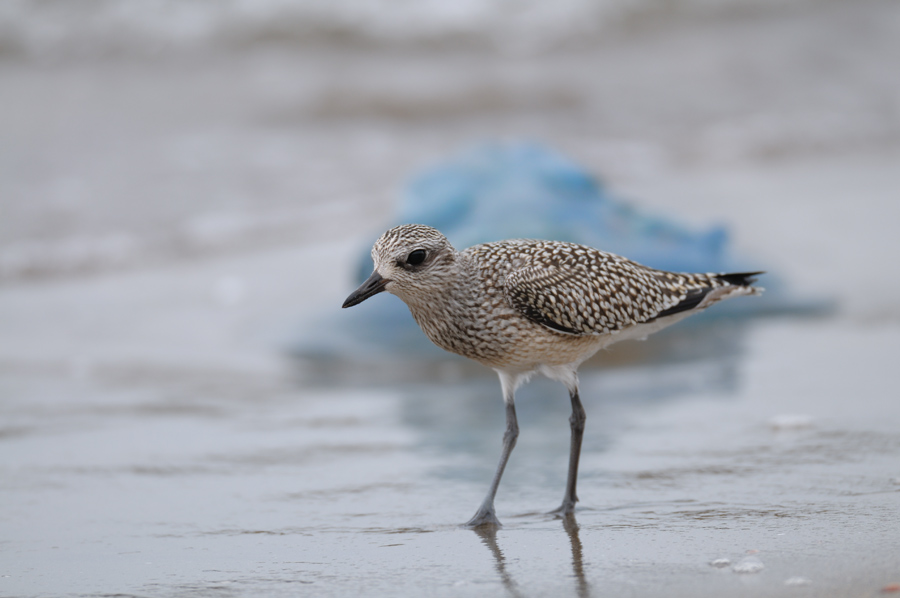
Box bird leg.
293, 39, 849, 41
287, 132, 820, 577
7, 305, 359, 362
466, 400, 518, 528
551, 387, 586, 516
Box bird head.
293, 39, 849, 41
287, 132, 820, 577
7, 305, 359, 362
342, 224, 458, 308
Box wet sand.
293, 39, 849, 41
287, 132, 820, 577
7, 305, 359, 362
2, 314, 899, 597
2, 1, 900, 596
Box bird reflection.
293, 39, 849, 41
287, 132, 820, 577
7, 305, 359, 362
471, 513, 591, 598
472, 525, 525, 598
561, 513, 591, 598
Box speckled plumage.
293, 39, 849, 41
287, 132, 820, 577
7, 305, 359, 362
344, 223, 763, 527
365, 224, 760, 370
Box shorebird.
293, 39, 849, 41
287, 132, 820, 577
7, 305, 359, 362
342, 224, 763, 527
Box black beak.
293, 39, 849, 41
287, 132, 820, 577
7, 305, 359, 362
342, 271, 389, 308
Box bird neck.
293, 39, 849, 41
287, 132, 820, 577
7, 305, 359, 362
401, 254, 486, 357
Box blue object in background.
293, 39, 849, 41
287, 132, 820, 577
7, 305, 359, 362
297, 142, 821, 367
357, 142, 731, 282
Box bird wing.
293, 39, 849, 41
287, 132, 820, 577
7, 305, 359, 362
502, 250, 702, 336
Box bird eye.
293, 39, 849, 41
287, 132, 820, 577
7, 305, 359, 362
406, 249, 427, 266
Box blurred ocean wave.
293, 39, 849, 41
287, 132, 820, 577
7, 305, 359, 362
1, 0, 818, 58
2, 0, 897, 324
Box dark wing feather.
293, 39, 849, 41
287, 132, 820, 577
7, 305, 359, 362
651, 287, 711, 319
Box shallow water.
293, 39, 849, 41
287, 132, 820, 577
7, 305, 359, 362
2, 318, 899, 597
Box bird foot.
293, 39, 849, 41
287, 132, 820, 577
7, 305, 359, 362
465, 505, 502, 528
547, 499, 577, 518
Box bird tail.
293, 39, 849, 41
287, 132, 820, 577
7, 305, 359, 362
715, 271, 765, 287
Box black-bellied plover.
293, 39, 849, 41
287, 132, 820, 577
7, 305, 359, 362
343, 224, 763, 527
